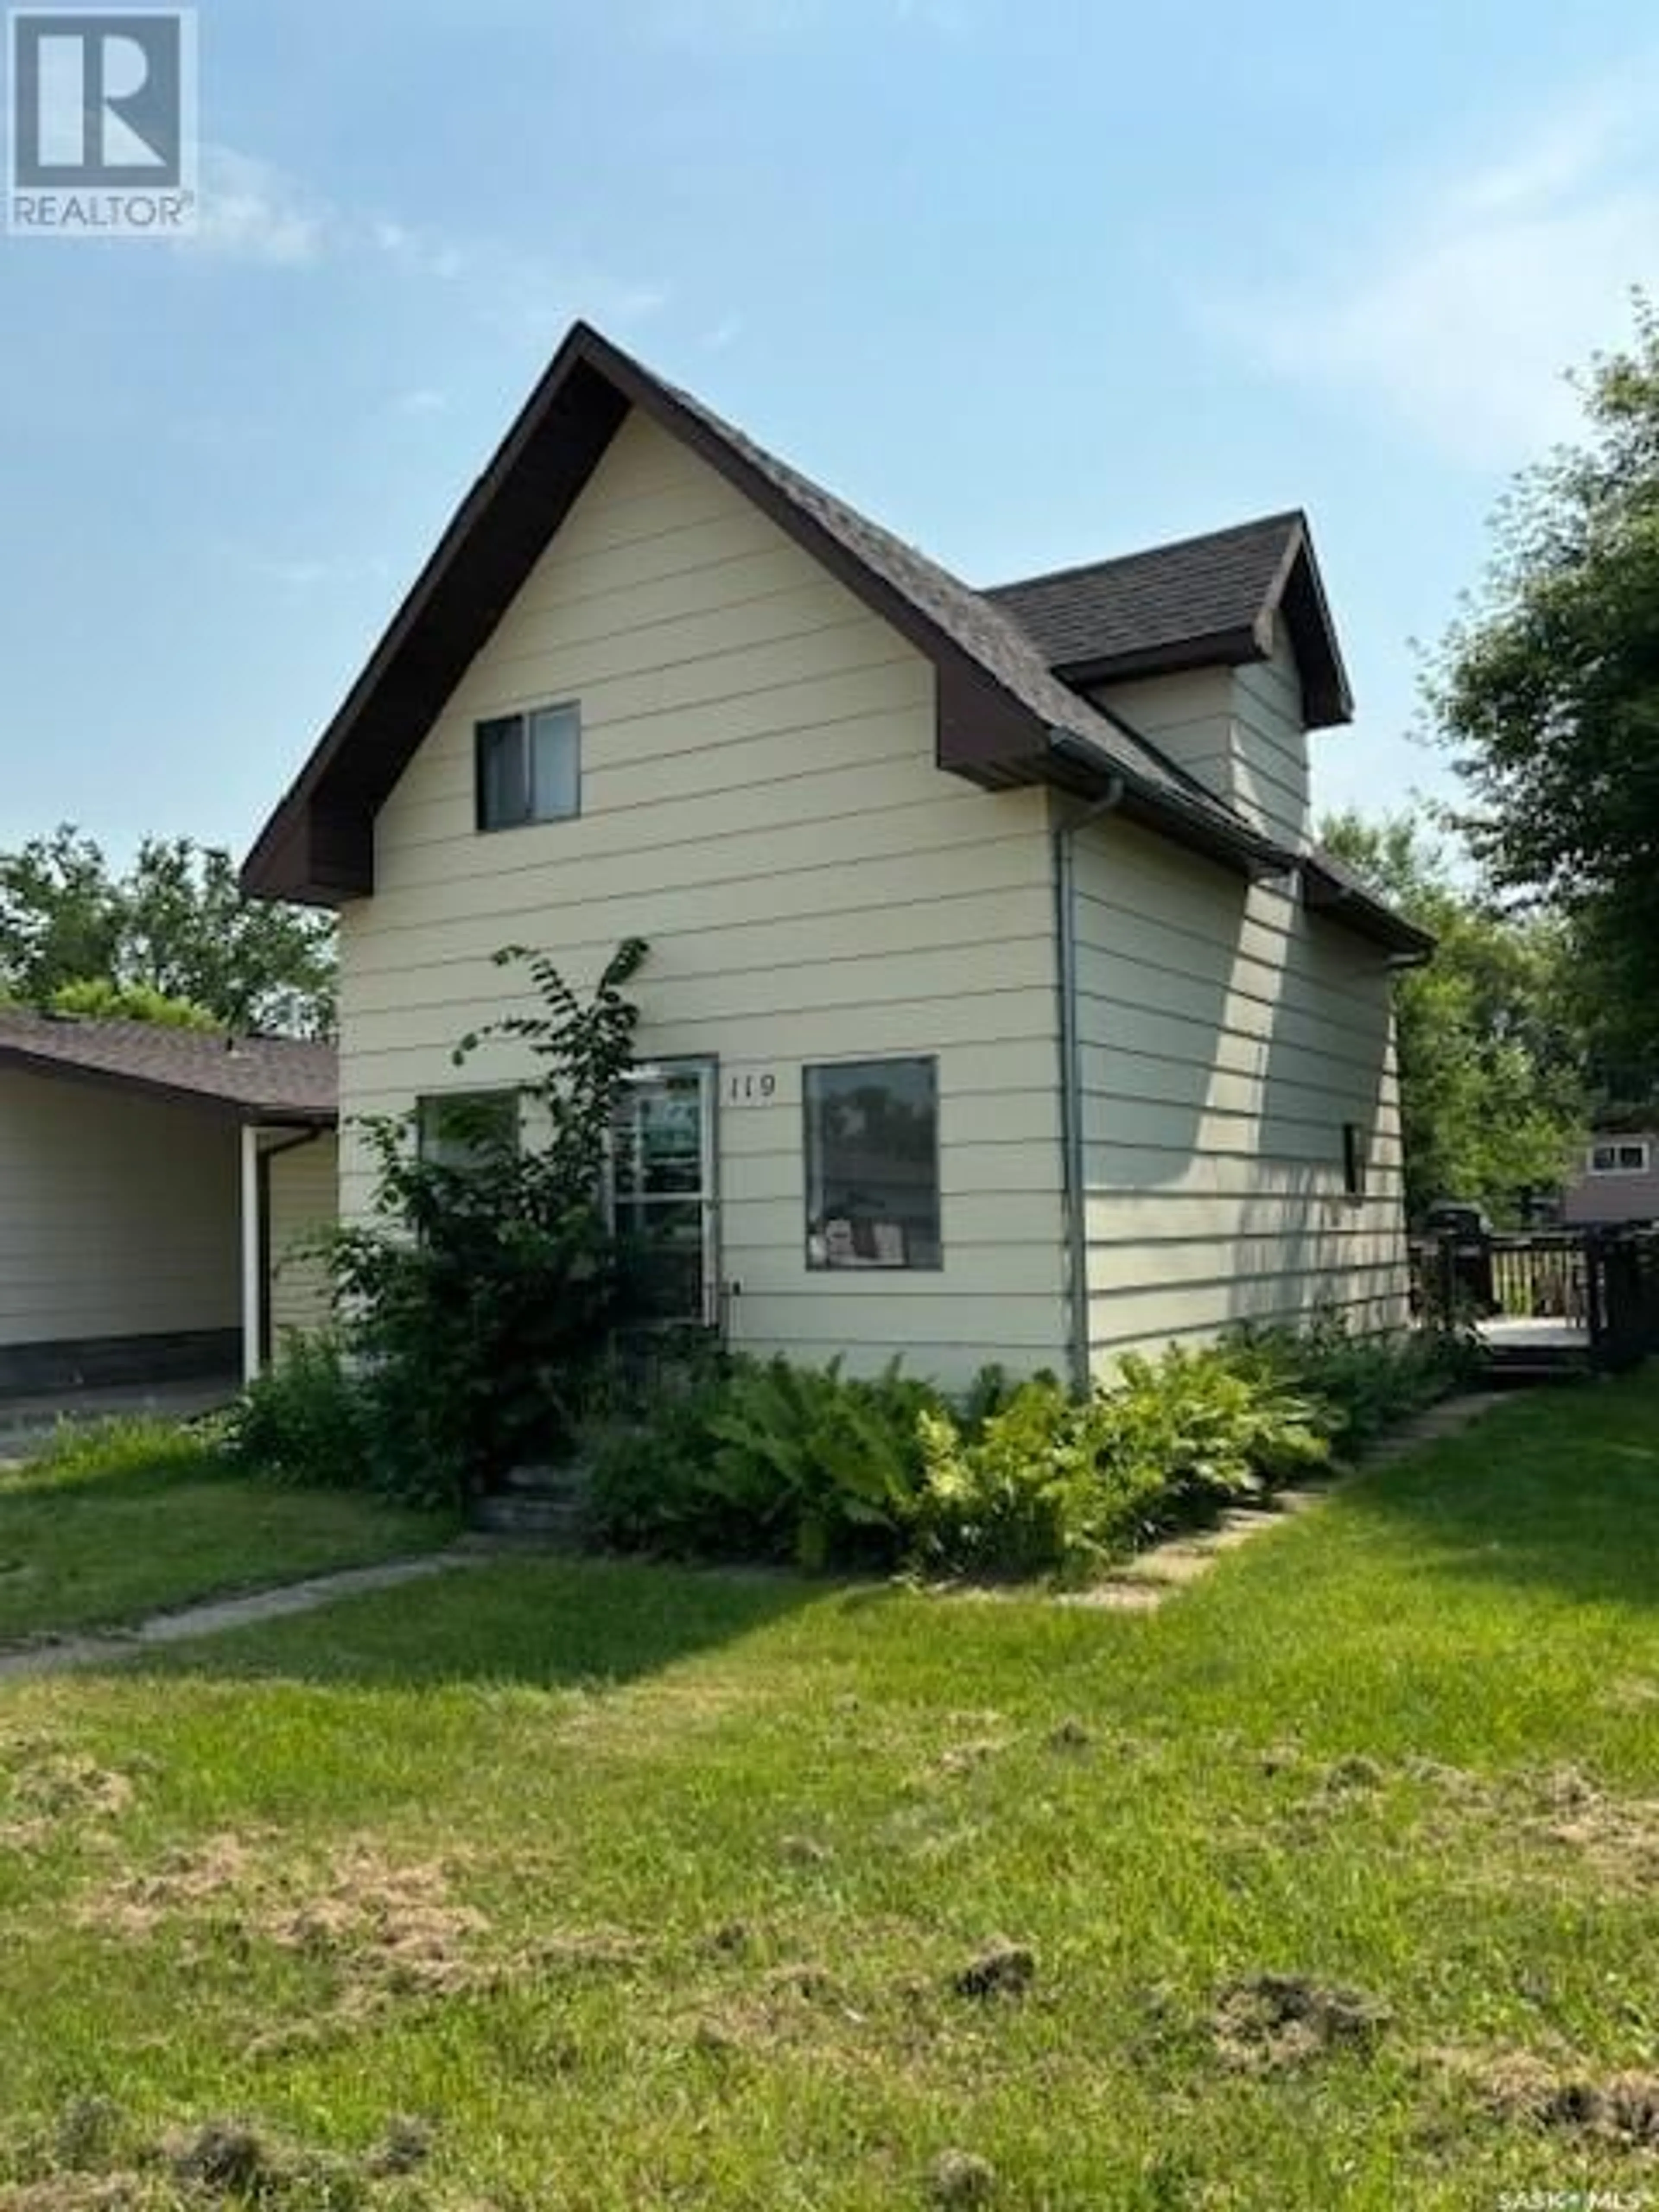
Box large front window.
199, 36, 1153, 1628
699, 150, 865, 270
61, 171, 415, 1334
804, 1056, 941, 1271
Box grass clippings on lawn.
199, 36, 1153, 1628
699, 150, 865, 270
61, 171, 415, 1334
3, 1372, 1659, 2206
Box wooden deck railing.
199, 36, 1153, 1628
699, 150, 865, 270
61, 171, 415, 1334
1410, 1224, 1659, 1372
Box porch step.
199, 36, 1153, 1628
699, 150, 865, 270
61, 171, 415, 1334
467, 1461, 593, 1545
502, 1460, 588, 1498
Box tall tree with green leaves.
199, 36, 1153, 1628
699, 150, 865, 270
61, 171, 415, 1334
0, 826, 335, 1036
1429, 293, 1659, 1095
1321, 812, 1585, 1223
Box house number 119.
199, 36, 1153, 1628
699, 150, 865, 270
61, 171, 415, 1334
727, 1071, 779, 1106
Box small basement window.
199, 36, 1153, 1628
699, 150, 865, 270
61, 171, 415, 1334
475, 702, 581, 830
1342, 1122, 1367, 1199
804, 1056, 941, 1270
1589, 1139, 1650, 1175
416, 1090, 519, 1171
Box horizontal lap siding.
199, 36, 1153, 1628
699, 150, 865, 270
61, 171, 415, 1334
0, 1070, 238, 1344
1070, 811, 1407, 1367
1094, 634, 1311, 852
267, 1132, 338, 1344
1230, 638, 1311, 852
340, 407, 1068, 1386
1561, 1139, 1659, 1224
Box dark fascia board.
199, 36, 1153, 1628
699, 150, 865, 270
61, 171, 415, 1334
0, 1043, 338, 1126
1048, 730, 1297, 880
1059, 527, 1353, 731
1060, 623, 1265, 693
1301, 858, 1436, 963
242, 323, 1064, 906
1273, 526, 1354, 729
244, 322, 1331, 910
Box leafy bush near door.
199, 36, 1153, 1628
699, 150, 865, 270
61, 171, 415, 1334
224, 940, 655, 1509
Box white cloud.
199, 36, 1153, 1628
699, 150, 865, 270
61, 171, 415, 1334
188, 146, 327, 266
488, 270, 670, 346
366, 217, 467, 281
177, 149, 668, 356
1214, 73, 1659, 470
394, 386, 449, 417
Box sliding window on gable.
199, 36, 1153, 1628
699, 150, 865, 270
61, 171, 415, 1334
475, 703, 581, 831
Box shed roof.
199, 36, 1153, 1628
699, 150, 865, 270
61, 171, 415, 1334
0, 1012, 337, 1123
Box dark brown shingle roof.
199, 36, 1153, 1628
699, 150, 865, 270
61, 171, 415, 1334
241, 320, 1412, 953
0, 1012, 336, 1122
656, 373, 1283, 850
242, 323, 1294, 903
984, 512, 1352, 727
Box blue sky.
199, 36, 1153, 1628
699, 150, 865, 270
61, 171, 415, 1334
2, 0, 1656, 867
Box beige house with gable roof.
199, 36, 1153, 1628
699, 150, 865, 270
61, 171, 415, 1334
242, 322, 1430, 1390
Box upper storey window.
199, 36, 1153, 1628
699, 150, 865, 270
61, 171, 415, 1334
476, 703, 581, 830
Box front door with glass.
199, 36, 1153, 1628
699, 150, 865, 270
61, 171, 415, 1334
610, 1061, 718, 1327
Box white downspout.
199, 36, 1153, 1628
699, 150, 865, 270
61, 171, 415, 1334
240, 1124, 262, 1384
1052, 772, 1126, 1395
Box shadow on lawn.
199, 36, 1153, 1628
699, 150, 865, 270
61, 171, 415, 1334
120, 1553, 841, 1695
1346, 1370, 1659, 1610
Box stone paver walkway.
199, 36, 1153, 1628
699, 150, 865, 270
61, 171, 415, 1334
0, 1388, 1521, 1673
0, 1549, 487, 1684
1070, 1389, 1512, 1613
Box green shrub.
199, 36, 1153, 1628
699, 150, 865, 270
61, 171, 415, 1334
580, 1356, 741, 1555
912, 1344, 1330, 1580
323, 938, 652, 1503
587, 1354, 947, 1569
1224, 1310, 1469, 1449
913, 1373, 1147, 1578
589, 1339, 1338, 1583
222, 1335, 375, 1492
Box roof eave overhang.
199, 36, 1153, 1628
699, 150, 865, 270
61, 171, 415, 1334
0, 1043, 338, 1124
1057, 624, 1265, 694
1044, 728, 1297, 880
244, 324, 1089, 908
1301, 865, 1436, 964
1053, 533, 1354, 733
241, 322, 1354, 912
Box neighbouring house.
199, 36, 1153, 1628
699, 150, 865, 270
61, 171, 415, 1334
242, 321, 1431, 1390
1561, 1130, 1659, 1227
0, 1011, 337, 1395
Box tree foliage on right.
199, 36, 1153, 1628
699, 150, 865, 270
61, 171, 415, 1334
1321, 812, 1584, 1224
1430, 292, 1659, 1101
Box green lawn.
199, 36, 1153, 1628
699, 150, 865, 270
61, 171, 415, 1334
0, 1420, 454, 1646
3, 1375, 1659, 2207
